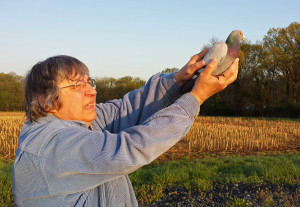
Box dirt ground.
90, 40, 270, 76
156, 139, 300, 163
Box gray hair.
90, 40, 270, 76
23, 55, 89, 122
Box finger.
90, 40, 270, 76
202, 58, 217, 76
198, 48, 209, 59
225, 70, 238, 85
187, 48, 209, 65
186, 60, 206, 74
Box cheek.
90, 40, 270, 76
60, 93, 84, 111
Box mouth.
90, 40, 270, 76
84, 101, 96, 110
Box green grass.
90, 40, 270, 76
0, 159, 15, 207
129, 153, 300, 204
1, 154, 299, 206
228, 198, 247, 207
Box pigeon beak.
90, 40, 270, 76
241, 35, 246, 42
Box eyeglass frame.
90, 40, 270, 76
59, 78, 96, 91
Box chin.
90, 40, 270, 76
88, 113, 97, 123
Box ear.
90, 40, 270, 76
38, 95, 57, 113
48, 108, 58, 113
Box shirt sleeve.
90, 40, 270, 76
41, 93, 200, 195
92, 72, 182, 133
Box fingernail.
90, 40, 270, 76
211, 58, 217, 65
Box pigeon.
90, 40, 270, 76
180, 30, 245, 94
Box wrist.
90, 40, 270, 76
174, 72, 184, 86
189, 91, 205, 105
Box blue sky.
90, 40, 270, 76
0, 0, 299, 80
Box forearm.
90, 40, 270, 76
93, 72, 181, 132
111, 93, 200, 170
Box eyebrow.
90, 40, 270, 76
69, 76, 90, 82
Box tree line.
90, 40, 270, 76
0, 72, 24, 111
0, 22, 299, 117
202, 22, 299, 117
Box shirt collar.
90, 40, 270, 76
35, 114, 89, 128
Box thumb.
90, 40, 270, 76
202, 59, 217, 76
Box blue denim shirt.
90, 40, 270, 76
12, 73, 200, 207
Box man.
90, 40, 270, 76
13, 49, 238, 206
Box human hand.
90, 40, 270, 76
174, 49, 209, 86
190, 58, 239, 105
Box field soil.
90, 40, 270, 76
142, 182, 299, 207
156, 140, 300, 163
147, 144, 300, 206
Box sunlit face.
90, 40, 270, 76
51, 74, 97, 126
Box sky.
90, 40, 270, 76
0, 0, 299, 80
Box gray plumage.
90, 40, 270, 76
180, 30, 245, 94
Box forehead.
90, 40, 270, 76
58, 73, 89, 86
58, 68, 89, 82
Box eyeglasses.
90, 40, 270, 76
60, 78, 96, 92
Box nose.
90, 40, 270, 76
85, 83, 97, 96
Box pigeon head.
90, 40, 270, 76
226, 30, 246, 46
225, 30, 245, 57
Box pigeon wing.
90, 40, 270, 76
203, 42, 228, 69
179, 41, 229, 94
212, 54, 235, 75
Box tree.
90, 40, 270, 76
158, 68, 179, 74
95, 76, 145, 103
95, 77, 118, 103
0, 72, 24, 111
200, 22, 300, 117
201, 37, 219, 50
263, 22, 300, 105
115, 76, 145, 98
